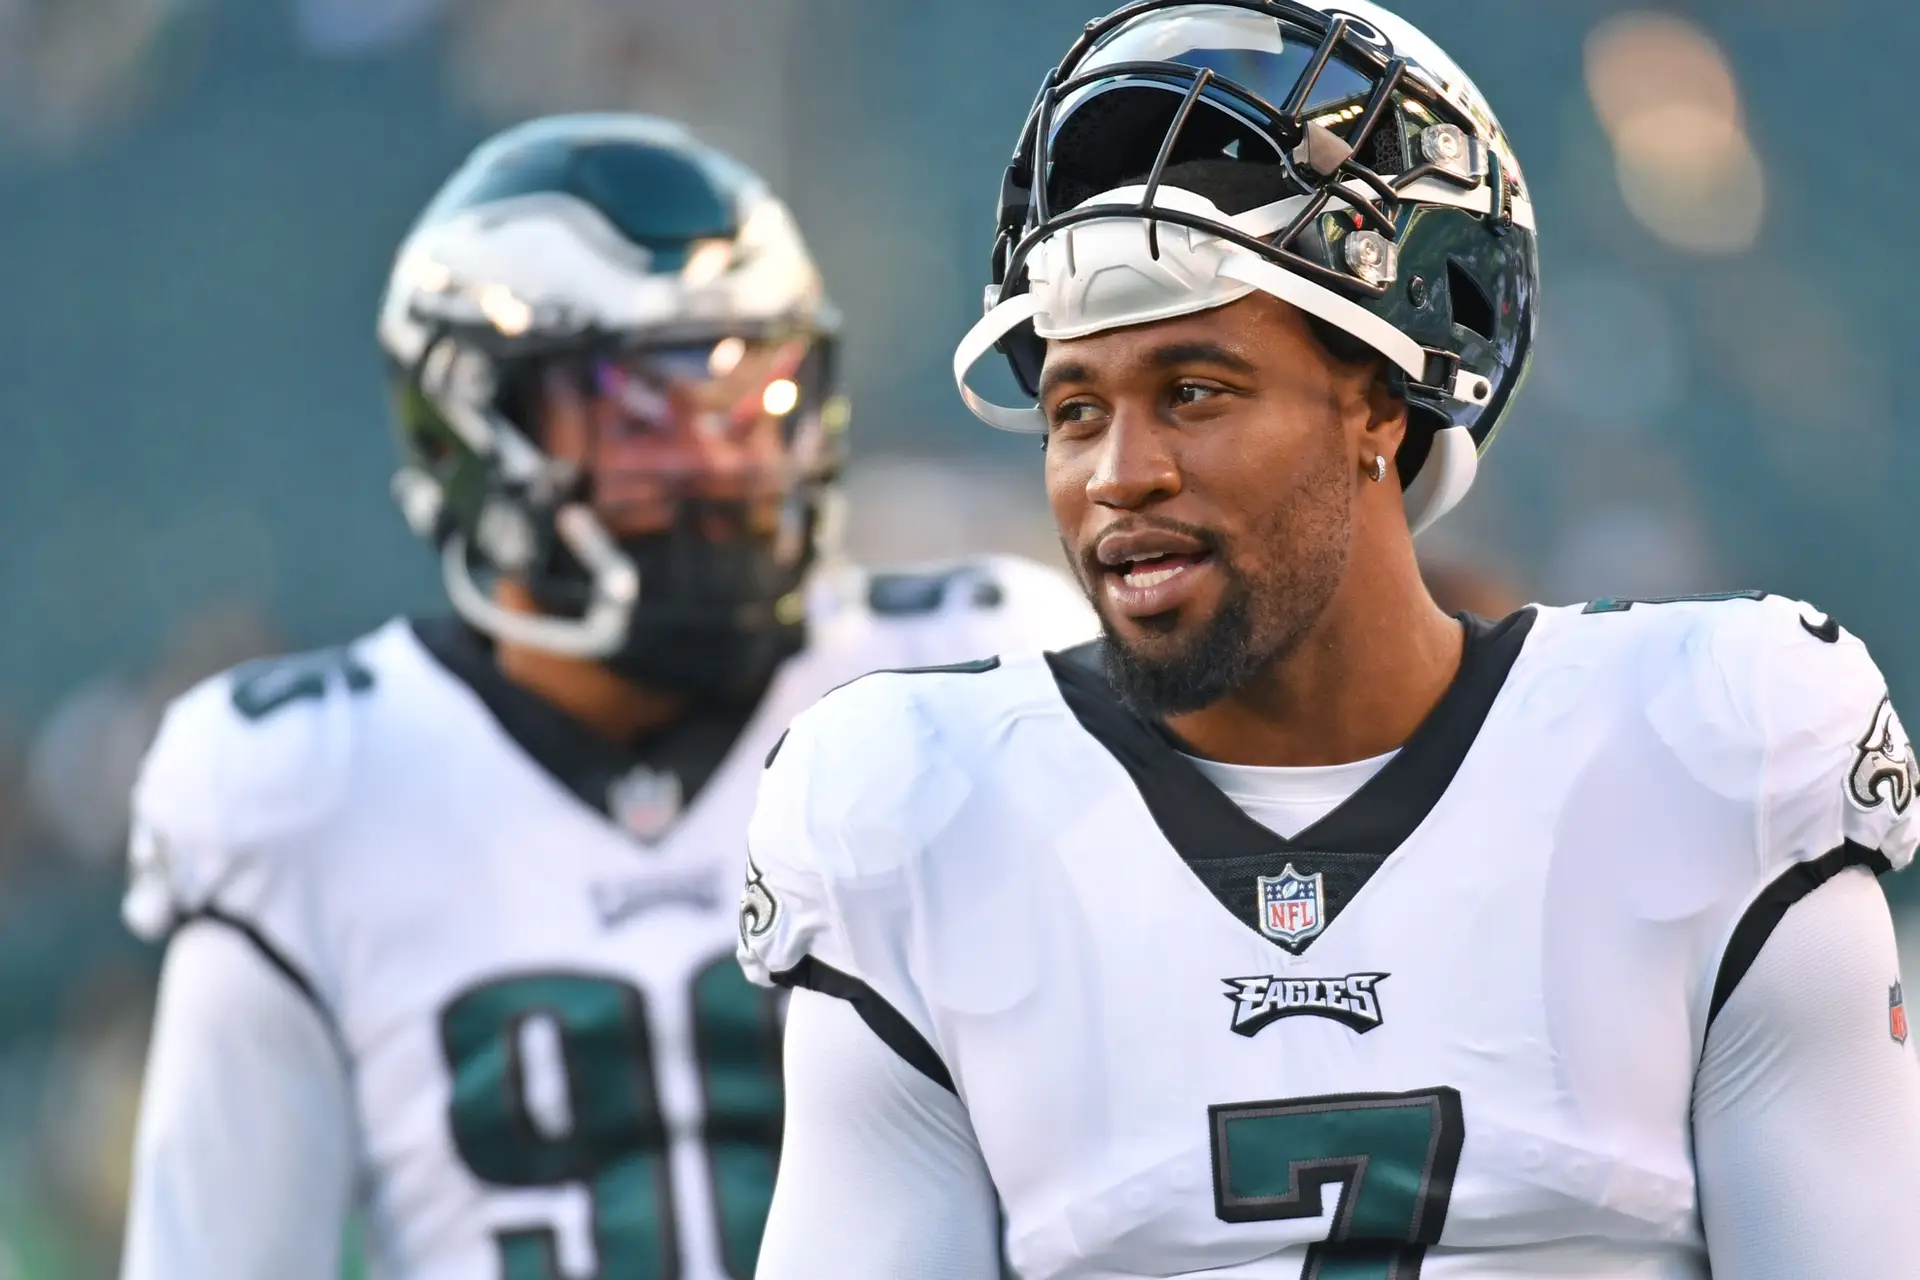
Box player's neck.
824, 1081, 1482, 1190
1164, 534, 1462, 769
491, 581, 688, 745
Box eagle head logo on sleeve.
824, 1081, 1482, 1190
1849, 696, 1920, 815
738, 854, 778, 948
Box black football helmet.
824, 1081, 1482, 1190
955, 0, 1540, 534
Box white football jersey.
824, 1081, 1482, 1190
123, 556, 1096, 1280
740, 593, 1920, 1278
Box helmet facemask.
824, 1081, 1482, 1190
400, 321, 841, 700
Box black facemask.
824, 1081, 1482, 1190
527, 502, 815, 702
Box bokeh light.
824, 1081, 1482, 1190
1584, 11, 1765, 254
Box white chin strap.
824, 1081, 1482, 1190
954, 184, 1484, 537
440, 508, 640, 659
411, 341, 644, 657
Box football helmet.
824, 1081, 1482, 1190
378, 115, 845, 695
955, 0, 1539, 534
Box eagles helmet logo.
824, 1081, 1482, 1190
739, 853, 779, 947
1848, 696, 1920, 815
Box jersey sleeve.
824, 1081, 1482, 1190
121, 921, 356, 1280
1686, 598, 1918, 1029
1750, 603, 1919, 875
738, 673, 968, 1091
1692, 865, 1920, 1278
123, 656, 360, 942
753, 989, 1001, 1280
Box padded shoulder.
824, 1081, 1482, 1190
124, 641, 382, 940
842, 554, 1097, 663
738, 652, 1058, 988
1539, 592, 1914, 875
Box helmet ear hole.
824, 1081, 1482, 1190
1446, 258, 1495, 340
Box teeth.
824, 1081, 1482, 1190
1129, 565, 1181, 590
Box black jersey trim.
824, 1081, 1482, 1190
1047, 609, 1534, 858
1043, 611, 1535, 952
410, 617, 766, 842
771, 956, 955, 1093
180, 906, 349, 1057
822, 656, 1003, 701
1707, 839, 1893, 1028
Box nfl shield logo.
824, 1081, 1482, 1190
608, 766, 684, 843
1257, 864, 1326, 948
1893, 982, 1908, 1046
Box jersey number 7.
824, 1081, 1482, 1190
1209, 1088, 1464, 1279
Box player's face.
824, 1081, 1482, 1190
1040, 293, 1380, 714
535, 338, 808, 542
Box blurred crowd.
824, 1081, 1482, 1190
3, 0, 1918, 1272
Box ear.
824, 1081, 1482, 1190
1360, 374, 1410, 480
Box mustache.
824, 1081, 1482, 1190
1074, 516, 1226, 579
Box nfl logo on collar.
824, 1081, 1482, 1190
608, 765, 685, 844
1257, 865, 1326, 950
1893, 983, 1908, 1046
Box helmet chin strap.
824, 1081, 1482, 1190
441, 505, 640, 659
954, 184, 1483, 535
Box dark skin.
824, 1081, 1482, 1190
1041, 290, 1463, 767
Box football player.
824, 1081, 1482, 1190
117, 114, 1094, 1280
740, 5, 1920, 1277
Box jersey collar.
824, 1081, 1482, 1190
1046, 608, 1536, 950
410, 617, 768, 846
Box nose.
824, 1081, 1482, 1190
1084, 406, 1181, 511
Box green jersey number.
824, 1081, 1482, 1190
229, 647, 375, 721
1210, 1088, 1464, 1279
439, 959, 783, 1279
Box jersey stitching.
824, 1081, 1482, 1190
180, 906, 351, 1063
1705, 840, 1893, 1029
769, 956, 955, 1093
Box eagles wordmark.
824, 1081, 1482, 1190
1224, 972, 1389, 1037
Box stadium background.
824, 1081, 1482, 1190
0, 0, 1912, 1271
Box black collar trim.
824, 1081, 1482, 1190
1046, 609, 1535, 862
410, 617, 766, 844
1046, 610, 1535, 952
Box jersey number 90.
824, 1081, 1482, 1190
439, 959, 781, 1278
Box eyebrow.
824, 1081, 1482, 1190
1038, 341, 1257, 401
1037, 360, 1092, 402
1145, 341, 1257, 375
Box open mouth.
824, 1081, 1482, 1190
1099, 547, 1216, 621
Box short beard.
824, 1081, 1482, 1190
1101, 577, 1264, 715
1089, 443, 1352, 720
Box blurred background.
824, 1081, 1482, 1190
0, 0, 1913, 1270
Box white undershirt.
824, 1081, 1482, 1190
1181, 749, 1398, 839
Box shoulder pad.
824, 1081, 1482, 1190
851, 554, 1097, 658
124, 645, 378, 939
740, 651, 1052, 972
1556, 592, 1914, 875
